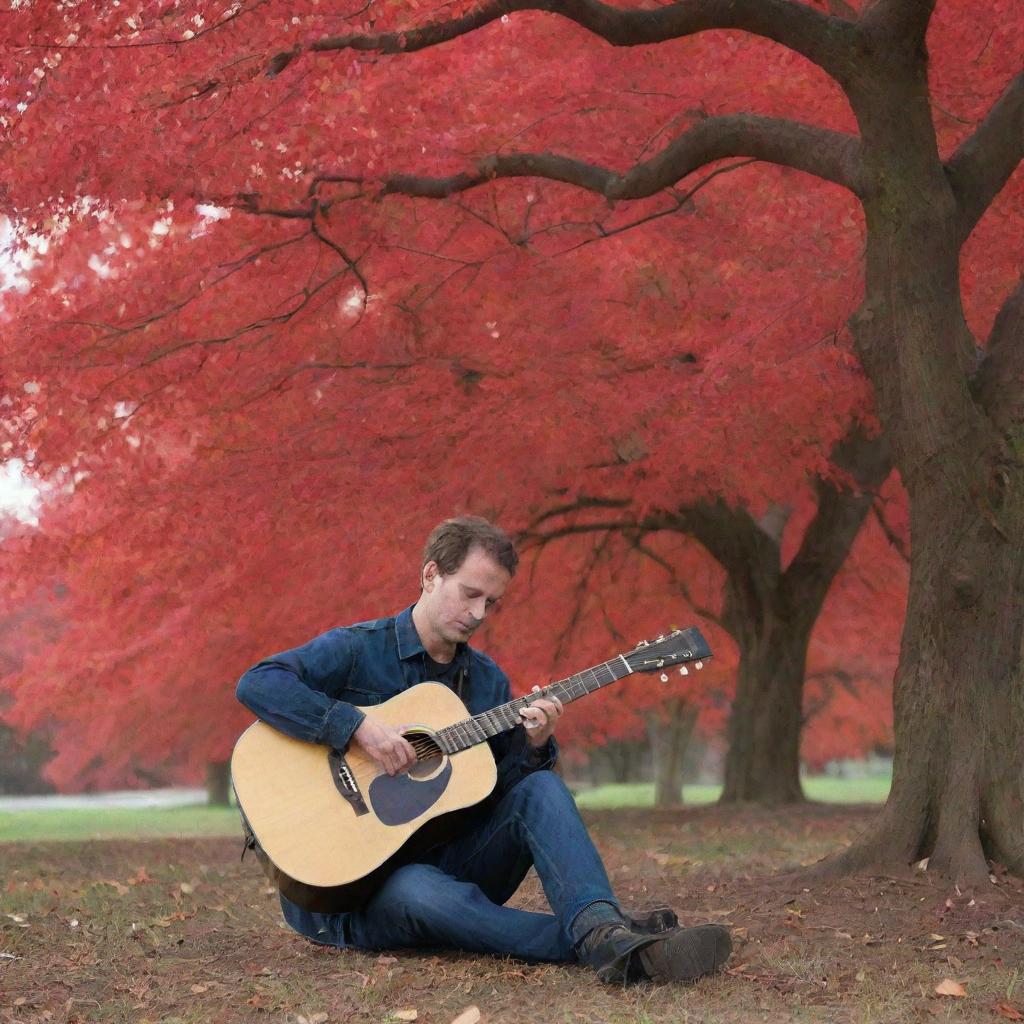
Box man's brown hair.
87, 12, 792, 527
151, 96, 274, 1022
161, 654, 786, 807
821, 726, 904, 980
421, 516, 519, 578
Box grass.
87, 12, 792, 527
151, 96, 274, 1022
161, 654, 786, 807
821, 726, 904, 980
0, 776, 891, 842
574, 774, 891, 809
0, 805, 242, 842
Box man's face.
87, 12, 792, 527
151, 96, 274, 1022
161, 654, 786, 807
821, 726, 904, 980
419, 545, 511, 650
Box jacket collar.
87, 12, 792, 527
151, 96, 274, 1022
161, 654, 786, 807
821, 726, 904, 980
394, 604, 468, 665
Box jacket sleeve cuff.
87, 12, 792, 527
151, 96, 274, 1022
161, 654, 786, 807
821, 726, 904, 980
528, 735, 558, 769
320, 701, 366, 751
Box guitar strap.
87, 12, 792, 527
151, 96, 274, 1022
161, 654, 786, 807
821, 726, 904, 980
452, 662, 468, 701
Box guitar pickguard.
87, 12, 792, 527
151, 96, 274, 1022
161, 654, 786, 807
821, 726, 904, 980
368, 760, 453, 825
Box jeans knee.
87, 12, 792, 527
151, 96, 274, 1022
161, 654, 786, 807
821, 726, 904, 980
503, 770, 577, 815
371, 864, 444, 924
509, 769, 573, 809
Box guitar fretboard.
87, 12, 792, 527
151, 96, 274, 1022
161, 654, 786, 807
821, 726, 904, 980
434, 656, 631, 755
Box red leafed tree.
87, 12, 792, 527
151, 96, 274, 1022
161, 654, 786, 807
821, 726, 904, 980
2, 0, 1022, 882
0, 0, 889, 797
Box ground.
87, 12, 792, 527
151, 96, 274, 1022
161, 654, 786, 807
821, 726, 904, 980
2, 804, 1023, 1024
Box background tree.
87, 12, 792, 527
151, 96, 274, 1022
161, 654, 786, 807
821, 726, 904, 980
0, 22, 882, 795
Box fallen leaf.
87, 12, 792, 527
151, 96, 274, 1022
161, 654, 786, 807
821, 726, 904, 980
190, 984, 208, 994
392, 1011, 417, 1022
450, 1008, 481, 1024
855, 969, 866, 982
179, 883, 195, 895
102, 879, 130, 895
994, 1003, 1024, 1021
934, 979, 967, 998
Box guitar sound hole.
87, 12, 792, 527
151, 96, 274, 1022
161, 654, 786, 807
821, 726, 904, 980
404, 731, 446, 780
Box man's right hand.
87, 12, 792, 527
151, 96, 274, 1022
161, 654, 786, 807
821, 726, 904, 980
352, 717, 417, 776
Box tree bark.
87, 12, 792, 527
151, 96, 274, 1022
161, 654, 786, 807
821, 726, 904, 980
720, 608, 809, 803
647, 698, 698, 807
206, 760, 231, 806
816, 29, 1024, 879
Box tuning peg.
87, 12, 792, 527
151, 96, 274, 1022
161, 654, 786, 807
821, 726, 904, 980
695, 660, 704, 670
660, 673, 668, 682
679, 665, 688, 676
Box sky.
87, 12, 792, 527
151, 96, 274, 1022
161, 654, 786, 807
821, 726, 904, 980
2, 218, 42, 525
0, 460, 40, 525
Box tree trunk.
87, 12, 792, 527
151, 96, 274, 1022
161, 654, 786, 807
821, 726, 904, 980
820, 488, 1024, 882
824, 46, 1024, 879
720, 616, 808, 803
647, 698, 698, 807
691, 431, 891, 804
206, 760, 231, 806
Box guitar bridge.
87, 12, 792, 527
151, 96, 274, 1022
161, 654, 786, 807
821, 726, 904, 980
328, 749, 369, 816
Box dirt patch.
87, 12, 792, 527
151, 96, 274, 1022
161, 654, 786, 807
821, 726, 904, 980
2, 804, 1022, 1023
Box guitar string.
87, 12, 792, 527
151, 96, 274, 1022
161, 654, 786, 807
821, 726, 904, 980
435, 659, 628, 754
418, 633, 704, 757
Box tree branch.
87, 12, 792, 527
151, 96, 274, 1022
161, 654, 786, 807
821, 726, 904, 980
859, 0, 936, 48
781, 427, 891, 618
971, 278, 1024, 433
946, 70, 1024, 241
322, 116, 863, 202
285, 0, 858, 86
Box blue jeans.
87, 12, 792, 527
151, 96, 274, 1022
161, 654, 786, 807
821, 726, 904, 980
282, 771, 618, 963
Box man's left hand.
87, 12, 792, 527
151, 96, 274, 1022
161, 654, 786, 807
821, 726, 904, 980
520, 685, 563, 747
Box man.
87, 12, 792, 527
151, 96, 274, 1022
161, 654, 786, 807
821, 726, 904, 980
236, 516, 731, 984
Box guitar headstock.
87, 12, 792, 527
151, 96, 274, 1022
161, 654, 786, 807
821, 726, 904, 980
623, 627, 712, 678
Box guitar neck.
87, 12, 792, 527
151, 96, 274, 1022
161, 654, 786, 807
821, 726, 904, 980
434, 656, 632, 756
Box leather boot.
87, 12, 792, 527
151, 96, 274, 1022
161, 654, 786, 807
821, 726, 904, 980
624, 905, 678, 934
578, 921, 731, 985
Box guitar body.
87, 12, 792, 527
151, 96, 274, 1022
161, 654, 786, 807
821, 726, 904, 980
231, 683, 498, 913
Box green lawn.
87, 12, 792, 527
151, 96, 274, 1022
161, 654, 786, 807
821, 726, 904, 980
0, 775, 890, 842
573, 774, 891, 809
0, 805, 243, 843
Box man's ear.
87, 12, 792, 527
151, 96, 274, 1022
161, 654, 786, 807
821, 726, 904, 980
422, 560, 440, 591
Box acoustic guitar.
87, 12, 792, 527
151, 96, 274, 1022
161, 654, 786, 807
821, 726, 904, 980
231, 627, 711, 913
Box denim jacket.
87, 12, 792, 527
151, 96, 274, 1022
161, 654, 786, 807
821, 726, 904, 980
235, 605, 557, 788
